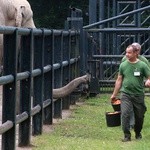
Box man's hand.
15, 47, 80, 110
145, 79, 150, 87
110, 95, 116, 102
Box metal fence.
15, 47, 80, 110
0, 26, 80, 149
84, 3, 150, 94
0, 1, 150, 149
86, 28, 150, 93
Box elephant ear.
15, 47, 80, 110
15, 6, 24, 27
21, 5, 35, 28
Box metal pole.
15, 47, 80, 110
89, 0, 97, 24
83, 5, 150, 29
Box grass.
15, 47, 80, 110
32, 94, 150, 150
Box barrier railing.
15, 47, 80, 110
0, 26, 82, 149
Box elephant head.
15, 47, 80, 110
5, 0, 36, 28
20, 6, 35, 28
0, 0, 36, 74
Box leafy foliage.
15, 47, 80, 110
29, 0, 89, 29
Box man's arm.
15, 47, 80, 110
140, 55, 150, 68
111, 74, 123, 100
145, 77, 150, 87
144, 62, 150, 87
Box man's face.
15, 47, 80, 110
125, 47, 137, 60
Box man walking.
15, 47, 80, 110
111, 44, 150, 142
121, 42, 150, 129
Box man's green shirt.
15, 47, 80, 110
122, 55, 150, 68
119, 60, 150, 95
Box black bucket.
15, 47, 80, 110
105, 111, 121, 127
112, 103, 121, 111
111, 99, 121, 111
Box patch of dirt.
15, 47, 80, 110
16, 100, 85, 150
43, 101, 85, 133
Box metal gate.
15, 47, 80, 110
84, 0, 150, 93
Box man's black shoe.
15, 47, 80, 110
135, 133, 142, 140
122, 137, 131, 142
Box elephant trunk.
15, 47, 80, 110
53, 74, 90, 99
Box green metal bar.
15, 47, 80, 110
2, 29, 18, 150
83, 5, 150, 29
18, 28, 33, 146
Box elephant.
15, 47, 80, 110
0, 1, 90, 114
0, 0, 35, 114
0, 0, 36, 73
53, 74, 90, 98
16, 74, 90, 114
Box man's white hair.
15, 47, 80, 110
132, 42, 141, 50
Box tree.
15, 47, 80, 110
29, 0, 89, 29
